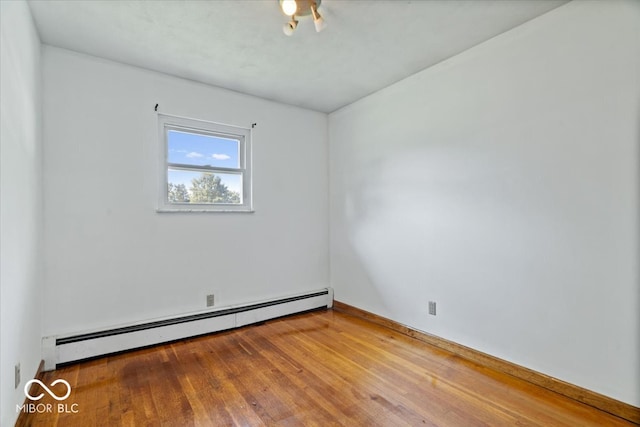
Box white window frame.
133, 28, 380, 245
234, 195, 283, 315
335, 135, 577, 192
157, 114, 253, 212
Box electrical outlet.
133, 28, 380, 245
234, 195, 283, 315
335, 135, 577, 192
15, 363, 20, 389
206, 294, 215, 307
428, 301, 437, 316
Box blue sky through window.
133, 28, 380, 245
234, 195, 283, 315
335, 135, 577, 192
168, 130, 239, 167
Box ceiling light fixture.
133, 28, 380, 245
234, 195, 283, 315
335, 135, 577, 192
280, 0, 325, 36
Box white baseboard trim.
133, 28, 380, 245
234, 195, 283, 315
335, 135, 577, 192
42, 288, 333, 370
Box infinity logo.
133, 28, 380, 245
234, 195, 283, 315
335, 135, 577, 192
24, 379, 71, 401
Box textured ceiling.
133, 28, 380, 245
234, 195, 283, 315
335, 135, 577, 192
27, 0, 568, 113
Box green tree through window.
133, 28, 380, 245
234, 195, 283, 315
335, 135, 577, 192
189, 173, 240, 204
167, 182, 189, 203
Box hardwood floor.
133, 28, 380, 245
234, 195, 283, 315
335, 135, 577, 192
17, 309, 636, 426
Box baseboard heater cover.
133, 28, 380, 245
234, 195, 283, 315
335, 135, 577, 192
43, 288, 332, 369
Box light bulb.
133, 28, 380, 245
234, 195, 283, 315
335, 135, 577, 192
310, 4, 325, 32
281, 0, 297, 16
283, 19, 298, 36
313, 15, 325, 32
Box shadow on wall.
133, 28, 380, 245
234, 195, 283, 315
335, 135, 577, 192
342, 139, 608, 340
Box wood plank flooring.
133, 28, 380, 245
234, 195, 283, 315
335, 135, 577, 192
16, 309, 636, 426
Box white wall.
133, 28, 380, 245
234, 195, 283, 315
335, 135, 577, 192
0, 1, 43, 425
42, 47, 329, 336
329, 0, 640, 406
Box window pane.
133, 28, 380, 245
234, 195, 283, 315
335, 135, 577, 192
167, 129, 240, 168
168, 169, 242, 205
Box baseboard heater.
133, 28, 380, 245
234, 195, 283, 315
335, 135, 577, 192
43, 288, 333, 370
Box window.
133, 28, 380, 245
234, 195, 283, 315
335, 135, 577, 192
158, 114, 252, 212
